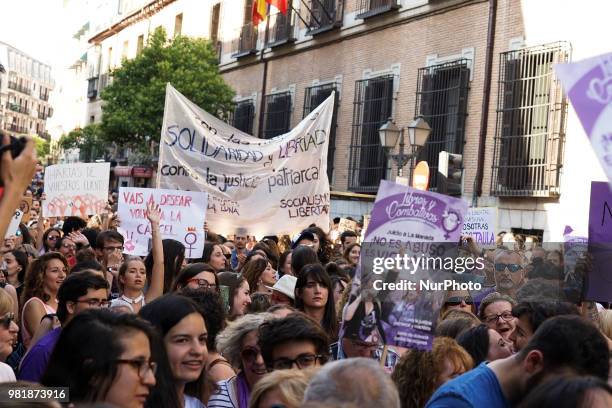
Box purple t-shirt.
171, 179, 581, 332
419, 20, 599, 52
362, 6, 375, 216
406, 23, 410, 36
18, 327, 62, 382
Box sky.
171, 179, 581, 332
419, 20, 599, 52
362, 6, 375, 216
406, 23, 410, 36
0, 0, 73, 70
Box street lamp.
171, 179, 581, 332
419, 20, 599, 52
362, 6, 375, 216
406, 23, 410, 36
379, 116, 431, 177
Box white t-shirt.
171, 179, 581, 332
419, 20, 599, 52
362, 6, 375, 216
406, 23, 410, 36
0, 362, 16, 383
185, 394, 206, 408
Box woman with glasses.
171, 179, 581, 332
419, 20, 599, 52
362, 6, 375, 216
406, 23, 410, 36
242, 258, 277, 295
41, 309, 157, 407
140, 294, 208, 408
294, 264, 338, 341
210, 313, 273, 408
20, 252, 67, 348
439, 289, 476, 318
478, 292, 517, 343
55, 235, 77, 268
37, 227, 61, 255
172, 263, 219, 292
0, 289, 18, 382
111, 203, 164, 314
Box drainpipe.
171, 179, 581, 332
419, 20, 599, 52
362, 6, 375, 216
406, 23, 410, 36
257, 6, 271, 138
473, 0, 497, 207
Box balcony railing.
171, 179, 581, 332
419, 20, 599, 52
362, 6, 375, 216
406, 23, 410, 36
308, 0, 343, 35
40, 91, 49, 101
356, 0, 399, 19
266, 10, 295, 47
38, 112, 48, 120
5, 123, 28, 134
232, 23, 258, 58
8, 81, 32, 95
87, 77, 99, 99
7, 103, 29, 115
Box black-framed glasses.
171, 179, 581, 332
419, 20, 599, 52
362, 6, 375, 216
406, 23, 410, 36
271, 354, 326, 370
75, 299, 111, 308
495, 263, 523, 273
0, 313, 15, 329
445, 296, 474, 306
116, 358, 157, 379
187, 279, 218, 291
240, 346, 262, 364
483, 311, 514, 325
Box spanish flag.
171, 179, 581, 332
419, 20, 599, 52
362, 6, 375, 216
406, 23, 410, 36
253, 0, 288, 26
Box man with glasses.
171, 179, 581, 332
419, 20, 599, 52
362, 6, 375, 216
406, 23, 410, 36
493, 250, 527, 300
258, 313, 329, 371
19, 270, 110, 381
95, 230, 125, 293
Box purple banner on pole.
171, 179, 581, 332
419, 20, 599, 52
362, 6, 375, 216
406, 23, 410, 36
587, 181, 612, 302
555, 54, 612, 187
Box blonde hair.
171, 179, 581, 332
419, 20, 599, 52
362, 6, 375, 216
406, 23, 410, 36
0, 289, 14, 315
599, 309, 612, 340
249, 368, 315, 408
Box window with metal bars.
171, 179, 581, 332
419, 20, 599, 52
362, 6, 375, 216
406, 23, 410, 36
356, 0, 399, 19
349, 75, 394, 193
414, 59, 470, 190
303, 83, 339, 183
491, 42, 570, 197
262, 92, 292, 139
232, 100, 255, 135
308, 0, 343, 35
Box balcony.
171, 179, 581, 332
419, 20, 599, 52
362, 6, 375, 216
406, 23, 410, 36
87, 77, 99, 99
5, 123, 28, 134
356, 0, 399, 20
266, 10, 295, 47
7, 103, 29, 115
232, 23, 258, 58
307, 0, 343, 35
8, 81, 32, 95
40, 91, 49, 101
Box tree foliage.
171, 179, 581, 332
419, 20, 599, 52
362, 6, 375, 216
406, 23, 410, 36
100, 28, 235, 148
34, 136, 50, 158
58, 124, 106, 162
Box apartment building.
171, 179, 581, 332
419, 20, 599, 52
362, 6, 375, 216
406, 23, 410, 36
0, 41, 54, 141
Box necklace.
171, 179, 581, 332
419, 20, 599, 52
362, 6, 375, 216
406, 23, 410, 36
120, 293, 144, 304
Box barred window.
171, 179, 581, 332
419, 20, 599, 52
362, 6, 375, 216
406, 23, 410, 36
303, 83, 339, 183
232, 100, 255, 135
262, 92, 292, 139
349, 75, 394, 193
308, 0, 343, 35
415, 59, 470, 190
491, 42, 570, 197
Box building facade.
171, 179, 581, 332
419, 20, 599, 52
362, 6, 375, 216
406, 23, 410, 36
0, 41, 54, 141
80, 0, 609, 239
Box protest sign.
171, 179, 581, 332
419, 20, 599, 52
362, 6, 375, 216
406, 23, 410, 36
462, 207, 496, 247
555, 53, 612, 187
341, 181, 469, 351
19, 196, 33, 223
157, 84, 332, 237
43, 162, 110, 218
337, 218, 358, 235
4, 209, 23, 239
587, 181, 612, 302
117, 187, 208, 258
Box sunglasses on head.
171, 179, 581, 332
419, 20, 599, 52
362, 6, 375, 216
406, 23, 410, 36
445, 296, 473, 306
495, 263, 523, 273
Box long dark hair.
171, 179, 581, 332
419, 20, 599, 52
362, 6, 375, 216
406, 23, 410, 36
145, 239, 185, 293
218, 272, 246, 319
278, 250, 292, 277
172, 263, 219, 292
41, 310, 158, 403
140, 294, 206, 400
456, 323, 490, 365
307, 226, 333, 264
294, 264, 338, 339
18, 223, 34, 245
41, 227, 62, 252
291, 246, 320, 276
8, 249, 28, 286
21, 252, 68, 305
242, 258, 269, 293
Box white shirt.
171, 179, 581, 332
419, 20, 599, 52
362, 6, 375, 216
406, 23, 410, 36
0, 362, 16, 383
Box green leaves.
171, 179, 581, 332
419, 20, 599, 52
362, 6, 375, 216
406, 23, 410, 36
58, 124, 106, 162
100, 27, 234, 148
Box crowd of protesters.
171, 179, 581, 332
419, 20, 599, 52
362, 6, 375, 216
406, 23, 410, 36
1, 133, 612, 407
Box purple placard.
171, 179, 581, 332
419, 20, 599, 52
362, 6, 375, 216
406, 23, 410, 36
587, 181, 612, 302
555, 54, 612, 187
340, 181, 468, 352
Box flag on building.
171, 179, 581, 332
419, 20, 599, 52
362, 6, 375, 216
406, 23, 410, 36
253, 0, 288, 26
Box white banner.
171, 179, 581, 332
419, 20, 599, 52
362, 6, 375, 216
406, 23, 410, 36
43, 162, 110, 218
462, 207, 497, 247
117, 187, 208, 258
157, 84, 332, 236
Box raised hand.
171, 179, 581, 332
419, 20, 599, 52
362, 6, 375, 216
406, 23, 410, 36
146, 202, 162, 225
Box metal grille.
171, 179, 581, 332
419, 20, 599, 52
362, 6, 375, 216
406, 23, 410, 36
356, 0, 399, 19
349, 75, 394, 193
266, 10, 295, 47
491, 42, 570, 197
262, 92, 292, 139
415, 59, 470, 190
232, 100, 255, 135
303, 83, 339, 183
232, 23, 258, 58
308, 0, 343, 34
